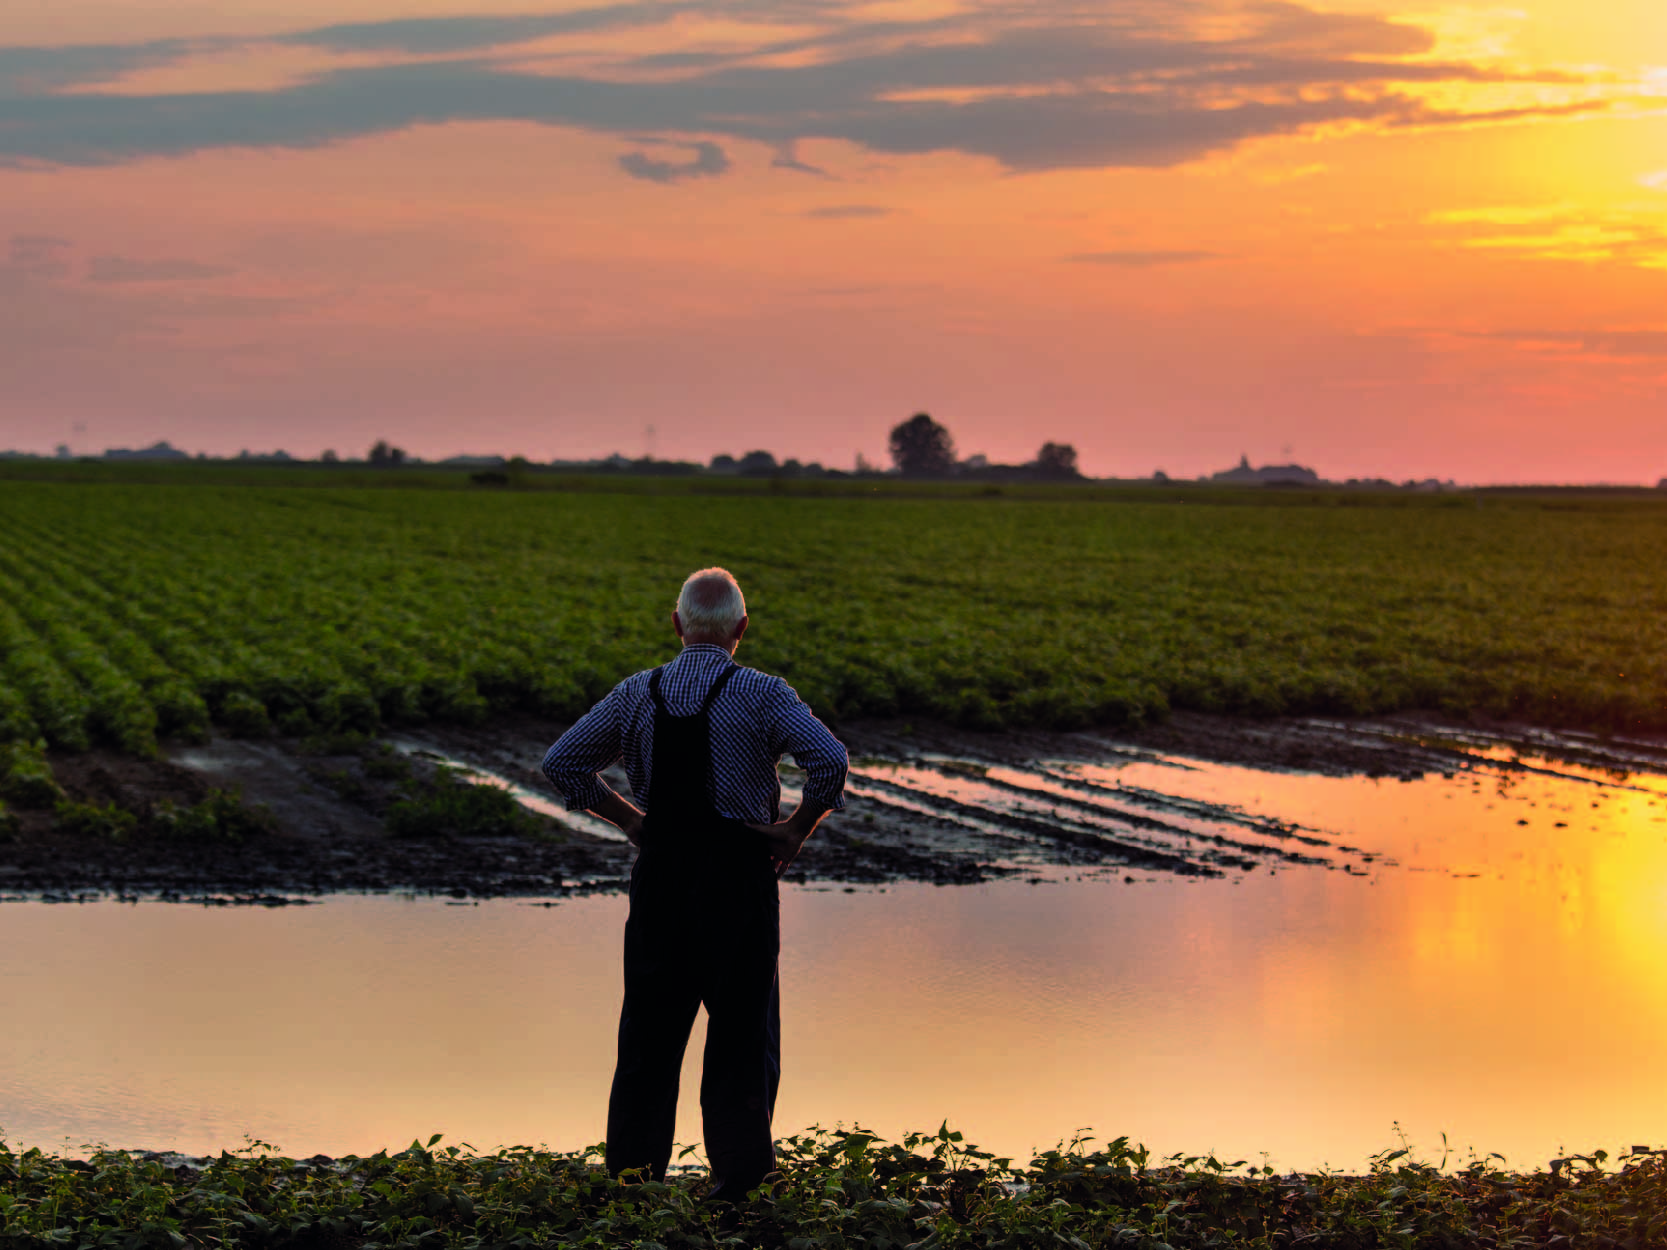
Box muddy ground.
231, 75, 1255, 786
3, 711, 1663, 903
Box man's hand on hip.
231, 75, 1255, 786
588, 789, 647, 848
745, 803, 830, 876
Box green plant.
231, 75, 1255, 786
1, 1127, 1661, 1250
148, 789, 274, 843
53, 797, 138, 841
1, 476, 1665, 754
385, 768, 544, 839
0, 740, 62, 809
216, 690, 271, 738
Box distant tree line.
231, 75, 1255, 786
887, 412, 1081, 480
19, 427, 1084, 480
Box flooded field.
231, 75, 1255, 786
4, 722, 1665, 1172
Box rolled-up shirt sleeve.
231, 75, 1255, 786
541, 683, 628, 813
768, 679, 848, 812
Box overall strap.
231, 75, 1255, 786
647, 666, 668, 710
699, 663, 740, 716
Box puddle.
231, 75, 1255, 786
392, 717, 1667, 890
6, 719, 1667, 1170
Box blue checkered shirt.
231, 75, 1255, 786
540, 644, 848, 822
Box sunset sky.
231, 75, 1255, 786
2, 0, 1663, 481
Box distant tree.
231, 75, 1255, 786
738, 450, 777, 476
709, 453, 738, 474
1035, 442, 1080, 479
368, 439, 406, 467
888, 413, 955, 476
320, 449, 339, 464
854, 452, 876, 475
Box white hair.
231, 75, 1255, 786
676, 567, 747, 639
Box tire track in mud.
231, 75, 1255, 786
14, 711, 1652, 904
841, 760, 1350, 878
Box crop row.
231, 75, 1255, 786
0, 479, 1664, 753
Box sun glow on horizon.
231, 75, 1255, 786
1, 0, 1664, 479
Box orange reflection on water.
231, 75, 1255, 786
2, 754, 1665, 1170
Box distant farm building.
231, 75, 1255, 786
1209, 455, 1321, 486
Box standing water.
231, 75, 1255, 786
2, 737, 1665, 1171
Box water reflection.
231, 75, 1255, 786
2, 752, 1665, 1171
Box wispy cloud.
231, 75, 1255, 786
278, 5, 682, 55
1469, 328, 1667, 358
87, 255, 234, 283
1066, 249, 1222, 266
803, 204, 890, 219
618, 139, 729, 182
1430, 204, 1667, 268
7, 233, 72, 276
0, 1, 1621, 177
0, 40, 194, 95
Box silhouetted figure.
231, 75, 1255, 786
541, 568, 848, 1201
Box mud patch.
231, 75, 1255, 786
4, 711, 1663, 903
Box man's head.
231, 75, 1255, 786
674, 567, 748, 652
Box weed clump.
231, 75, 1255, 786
386, 768, 544, 840
0, 740, 63, 809
215, 690, 272, 739
148, 790, 276, 843
0, 1127, 1663, 1249
53, 797, 138, 841
50, 789, 271, 844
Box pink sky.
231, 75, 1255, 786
1, 0, 1664, 481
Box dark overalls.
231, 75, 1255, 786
605, 663, 782, 1199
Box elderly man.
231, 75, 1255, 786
541, 567, 848, 1201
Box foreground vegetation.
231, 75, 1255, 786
0, 473, 1664, 755
1, 1125, 1661, 1249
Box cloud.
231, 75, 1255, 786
1472, 328, 1667, 358
771, 145, 830, 176
0, 1, 1617, 176
279, 5, 681, 55
1430, 204, 1667, 268
803, 204, 890, 219
7, 233, 72, 276
618, 139, 730, 182
10, 234, 70, 261
0, 40, 193, 96
1066, 249, 1222, 265
87, 255, 234, 283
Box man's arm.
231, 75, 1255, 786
541, 682, 646, 842
745, 677, 849, 875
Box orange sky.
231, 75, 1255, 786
1, 0, 1663, 480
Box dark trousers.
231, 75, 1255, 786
606, 823, 781, 1195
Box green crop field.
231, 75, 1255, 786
1, 469, 1664, 754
